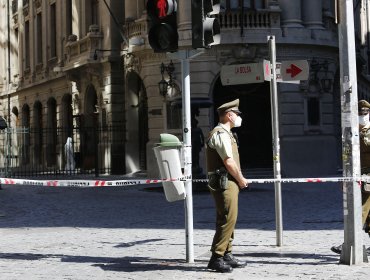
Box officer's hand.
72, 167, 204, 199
238, 178, 249, 189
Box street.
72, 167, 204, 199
0, 180, 369, 279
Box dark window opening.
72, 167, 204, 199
307, 97, 320, 126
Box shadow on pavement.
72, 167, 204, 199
0, 252, 205, 273
236, 251, 339, 265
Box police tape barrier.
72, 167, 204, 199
0, 176, 193, 188
193, 176, 365, 184
0, 175, 369, 188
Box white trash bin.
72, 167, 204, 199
153, 134, 186, 202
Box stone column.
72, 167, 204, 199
177, 0, 191, 31
279, 0, 303, 27
302, 0, 323, 29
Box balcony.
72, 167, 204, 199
63, 26, 103, 72
218, 9, 280, 29
124, 9, 281, 49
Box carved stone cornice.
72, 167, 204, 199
23, 5, 29, 17
124, 53, 141, 73
33, 0, 41, 9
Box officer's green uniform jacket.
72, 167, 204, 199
206, 123, 241, 256
359, 124, 370, 232
206, 123, 240, 179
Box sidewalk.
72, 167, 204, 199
0, 179, 369, 279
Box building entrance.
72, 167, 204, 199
213, 78, 272, 169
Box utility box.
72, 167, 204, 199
153, 133, 186, 202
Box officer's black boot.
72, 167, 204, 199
207, 254, 233, 273
223, 252, 247, 268
330, 244, 343, 254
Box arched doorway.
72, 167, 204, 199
46, 98, 57, 167
33, 101, 43, 165
61, 94, 73, 144
125, 71, 148, 173
213, 78, 273, 169
82, 84, 98, 170
21, 104, 30, 165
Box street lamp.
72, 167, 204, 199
310, 59, 333, 93
158, 60, 175, 98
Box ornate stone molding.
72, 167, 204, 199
33, 0, 41, 9
124, 53, 141, 73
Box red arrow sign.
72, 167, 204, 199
286, 64, 302, 78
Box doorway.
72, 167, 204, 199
213, 78, 272, 169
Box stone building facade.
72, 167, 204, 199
0, 0, 126, 174
125, 0, 370, 178
0, 1, 370, 178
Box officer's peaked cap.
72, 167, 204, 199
358, 100, 370, 110
217, 99, 242, 114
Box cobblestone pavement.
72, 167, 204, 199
0, 180, 369, 279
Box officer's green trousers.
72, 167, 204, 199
209, 180, 240, 256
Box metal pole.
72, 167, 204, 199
6, 0, 11, 174
338, 0, 367, 265
268, 36, 283, 247
168, 50, 203, 263
181, 55, 194, 263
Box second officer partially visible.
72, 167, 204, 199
206, 99, 248, 273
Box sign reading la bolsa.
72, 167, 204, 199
220, 60, 270, 86
220, 60, 309, 86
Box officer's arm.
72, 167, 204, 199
362, 130, 370, 145
224, 157, 248, 189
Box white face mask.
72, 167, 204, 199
359, 114, 370, 126
233, 116, 242, 128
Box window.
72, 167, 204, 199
13, 28, 19, 73
224, 0, 266, 11
307, 97, 320, 126
36, 13, 43, 64
50, 3, 57, 58
86, 0, 99, 31
25, 21, 30, 69
66, 0, 72, 35
166, 103, 182, 129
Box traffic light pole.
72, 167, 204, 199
169, 49, 203, 263
268, 36, 283, 247
337, 0, 367, 265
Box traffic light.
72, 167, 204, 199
146, 0, 178, 52
191, 0, 221, 49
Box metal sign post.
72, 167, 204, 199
337, 0, 367, 265
268, 36, 283, 247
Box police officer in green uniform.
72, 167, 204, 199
206, 99, 248, 273
331, 100, 370, 256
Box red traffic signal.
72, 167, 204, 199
147, 0, 178, 52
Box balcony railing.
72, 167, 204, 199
218, 9, 280, 29
64, 27, 103, 67
125, 9, 281, 45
